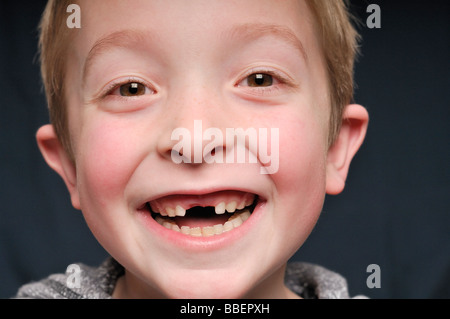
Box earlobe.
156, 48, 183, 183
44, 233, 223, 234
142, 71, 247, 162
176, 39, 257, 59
36, 124, 80, 209
326, 104, 369, 195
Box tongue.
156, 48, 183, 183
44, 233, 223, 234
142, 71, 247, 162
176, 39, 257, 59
173, 207, 232, 228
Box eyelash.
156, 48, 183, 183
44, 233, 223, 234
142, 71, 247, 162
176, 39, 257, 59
237, 68, 295, 94
102, 77, 155, 99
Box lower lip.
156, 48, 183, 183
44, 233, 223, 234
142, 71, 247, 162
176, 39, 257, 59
136, 200, 265, 251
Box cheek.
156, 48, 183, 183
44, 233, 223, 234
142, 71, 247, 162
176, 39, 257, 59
276, 116, 327, 191
271, 116, 328, 241
75, 117, 144, 207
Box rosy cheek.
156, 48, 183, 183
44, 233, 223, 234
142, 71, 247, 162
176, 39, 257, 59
76, 118, 143, 206
273, 119, 327, 205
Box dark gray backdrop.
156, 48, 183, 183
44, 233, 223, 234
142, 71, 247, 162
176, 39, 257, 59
1, 0, 449, 298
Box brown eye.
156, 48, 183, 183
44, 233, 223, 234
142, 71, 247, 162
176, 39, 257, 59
119, 82, 146, 96
247, 73, 273, 87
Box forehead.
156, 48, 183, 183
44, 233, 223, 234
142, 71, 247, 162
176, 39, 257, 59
78, 0, 315, 32
74, 0, 320, 67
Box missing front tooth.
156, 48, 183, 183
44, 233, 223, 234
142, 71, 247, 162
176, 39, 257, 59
186, 206, 216, 218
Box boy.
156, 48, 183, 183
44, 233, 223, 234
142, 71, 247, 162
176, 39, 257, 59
16, 0, 368, 298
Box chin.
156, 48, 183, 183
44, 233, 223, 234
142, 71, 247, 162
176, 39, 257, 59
158, 270, 254, 299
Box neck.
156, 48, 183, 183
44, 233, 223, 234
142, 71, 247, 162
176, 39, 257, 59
112, 263, 300, 299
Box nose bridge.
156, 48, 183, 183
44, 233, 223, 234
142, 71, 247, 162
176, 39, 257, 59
168, 79, 223, 138
173, 84, 214, 125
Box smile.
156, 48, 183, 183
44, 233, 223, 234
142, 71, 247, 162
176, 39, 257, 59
141, 191, 259, 238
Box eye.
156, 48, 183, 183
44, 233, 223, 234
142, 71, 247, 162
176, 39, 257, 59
103, 79, 156, 99
119, 82, 148, 96
234, 68, 298, 99
237, 70, 286, 89
246, 73, 273, 87
95, 78, 158, 111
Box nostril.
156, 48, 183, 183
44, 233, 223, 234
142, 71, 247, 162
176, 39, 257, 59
170, 147, 192, 164
203, 145, 225, 164
209, 146, 224, 157
171, 148, 183, 157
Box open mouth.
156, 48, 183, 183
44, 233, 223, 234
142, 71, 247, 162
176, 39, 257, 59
141, 191, 259, 237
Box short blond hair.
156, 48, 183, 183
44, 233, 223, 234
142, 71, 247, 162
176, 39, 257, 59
38, 0, 360, 159
38, 0, 75, 158
306, 0, 360, 146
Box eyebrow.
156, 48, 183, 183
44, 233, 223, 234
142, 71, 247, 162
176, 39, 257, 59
83, 29, 149, 81
225, 23, 309, 63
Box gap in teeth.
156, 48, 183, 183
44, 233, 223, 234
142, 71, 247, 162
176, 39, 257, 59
149, 194, 255, 217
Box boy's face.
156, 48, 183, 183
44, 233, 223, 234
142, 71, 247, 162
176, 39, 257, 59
40, 0, 367, 298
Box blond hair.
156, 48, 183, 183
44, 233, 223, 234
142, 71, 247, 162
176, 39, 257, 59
306, 0, 360, 146
38, 0, 360, 158
38, 0, 75, 158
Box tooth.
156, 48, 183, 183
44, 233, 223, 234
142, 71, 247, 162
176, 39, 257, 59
244, 194, 254, 207
190, 227, 202, 237
166, 207, 176, 217
215, 202, 226, 215
163, 221, 173, 229
159, 208, 168, 216
223, 221, 234, 232
213, 224, 224, 235
236, 201, 245, 210
202, 226, 215, 237
175, 205, 186, 217
225, 201, 237, 213
231, 215, 243, 227
157, 208, 250, 236
149, 202, 159, 213
239, 210, 251, 222
181, 226, 190, 235
155, 216, 165, 225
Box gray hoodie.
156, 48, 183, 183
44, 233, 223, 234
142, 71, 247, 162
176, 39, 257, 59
14, 257, 363, 299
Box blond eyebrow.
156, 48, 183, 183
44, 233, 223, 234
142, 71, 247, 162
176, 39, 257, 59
83, 29, 149, 81
225, 23, 309, 63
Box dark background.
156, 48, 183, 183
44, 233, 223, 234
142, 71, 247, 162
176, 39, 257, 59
1, 0, 449, 299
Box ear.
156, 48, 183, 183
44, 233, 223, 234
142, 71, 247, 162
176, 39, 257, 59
36, 124, 81, 209
326, 104, 369, 195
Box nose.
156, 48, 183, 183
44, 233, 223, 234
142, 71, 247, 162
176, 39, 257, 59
156, 87, 226, 165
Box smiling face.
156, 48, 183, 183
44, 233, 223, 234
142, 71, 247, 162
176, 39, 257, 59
37, 0, 368, 298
